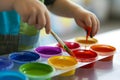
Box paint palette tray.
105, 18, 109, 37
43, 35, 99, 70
0, 37, 117, 78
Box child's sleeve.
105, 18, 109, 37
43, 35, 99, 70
44, 0, 56, 5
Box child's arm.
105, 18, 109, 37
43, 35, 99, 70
47, 0, 100, 37
0, 0, 51, 34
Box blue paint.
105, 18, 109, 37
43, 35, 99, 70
0, 57, 14, 70
9, 51, 40, 64
0, 71, 28, 80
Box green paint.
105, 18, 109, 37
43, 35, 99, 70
19, 63, 54, 76
64, 45, 70, 53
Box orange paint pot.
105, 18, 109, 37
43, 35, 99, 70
75, 36, 98, 46
90, 44, 116, 61
72, 49, 98, 68
48, 56, 78, 76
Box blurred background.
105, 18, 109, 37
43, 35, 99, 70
39, 0, 120, 45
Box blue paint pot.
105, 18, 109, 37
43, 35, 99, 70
0, 57, 14, 70
9, 51, 40, 64
0, 71, 28, 80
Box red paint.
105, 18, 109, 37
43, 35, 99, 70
57, 41, 80, 50
72, 49, 97, 68
90, 44, 116, 52
72, 49, 97, 62
85, 26, 92, 48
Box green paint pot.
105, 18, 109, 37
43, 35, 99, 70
19, 62, 55, 80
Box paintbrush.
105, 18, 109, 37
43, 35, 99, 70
51, 30, 73, 56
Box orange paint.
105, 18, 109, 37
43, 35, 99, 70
90, 44, 116, 61
90, 44, 116, 52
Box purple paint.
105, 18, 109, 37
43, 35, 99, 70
35, 46, 62, 58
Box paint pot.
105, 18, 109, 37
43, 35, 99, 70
0, 71, 28, 80
35, 46, 62, 60
9, 51, 40, 64
75, 36, 98, 46
48, 56, 78, 76
90, 44, 116, 61
57, 41, 80, 51
19, 62, 55, 80
72, 49, 98, 68
0, 57, 14, 70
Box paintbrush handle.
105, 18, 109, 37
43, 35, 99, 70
51, 30, 64, 46
51, 30, 73, 55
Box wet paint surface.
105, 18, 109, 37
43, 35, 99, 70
0, 71, 27, 80
35, 46, 62, 58
0, 57, 13, 70
20, 63, 54, 76
75, 37, 98, 45
35, 46, 61, 55
48, 56, 77, 70
90, 44, 116, 61
9, 51, 40, 63
0, 76, 23, 80
72, 49, 97, 68
57, 41, 80, 50
90, 44, 116, 52
72, 49, 97, 62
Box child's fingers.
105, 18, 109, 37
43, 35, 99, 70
91, 17, 97, 36
28, 10, 37, 25
37, 12, 46, 29
84, 17, 92, 27
21, 16, 29, 23
44, 11, 51, 34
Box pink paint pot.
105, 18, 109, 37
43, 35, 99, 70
34, 46, 62, 60
57, 41, 80, 51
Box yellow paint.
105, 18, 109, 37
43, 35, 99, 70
48, 56, 77, 70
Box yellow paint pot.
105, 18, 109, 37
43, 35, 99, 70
75, 36, 98, 46
48, 56, 78, 76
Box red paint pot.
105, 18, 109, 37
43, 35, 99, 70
57, 41, 80, 51
72, 49, 97, 68
90, 44, 116, 61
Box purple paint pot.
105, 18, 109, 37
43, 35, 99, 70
9, 51, 40, 64
35, 46, 62, 59
0, 57, 14, 70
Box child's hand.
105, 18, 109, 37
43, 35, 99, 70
73, 8, 100, 37
13, 0, 51, 34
